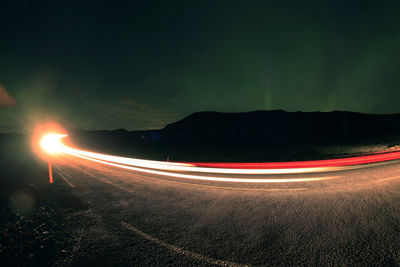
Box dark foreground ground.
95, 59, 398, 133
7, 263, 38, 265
0, 134, 75, 266
2, 132, 400, 266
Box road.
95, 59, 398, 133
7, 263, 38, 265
48, 154, 400, 266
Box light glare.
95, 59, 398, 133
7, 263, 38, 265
40, 133, 68, 154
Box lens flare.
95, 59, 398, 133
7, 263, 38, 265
40, 133, 68, 154
32, 123, 68, 162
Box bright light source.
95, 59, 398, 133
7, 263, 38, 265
40, 133, 67, 154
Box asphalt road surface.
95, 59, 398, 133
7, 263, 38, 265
51, 156, 400, 266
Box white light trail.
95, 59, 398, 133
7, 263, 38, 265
39, 133, 393, 183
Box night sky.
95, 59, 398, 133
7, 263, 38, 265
1, 0, 400, 132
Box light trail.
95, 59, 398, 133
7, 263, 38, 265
65, 150, 337, 183
37, 132, 400, 183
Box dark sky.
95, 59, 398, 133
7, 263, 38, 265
1, 0, 400, 132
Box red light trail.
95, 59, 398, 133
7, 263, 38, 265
35, 128, 400, 184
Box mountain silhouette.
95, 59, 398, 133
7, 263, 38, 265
160, 110, 400, 145
66, 110, 400, 162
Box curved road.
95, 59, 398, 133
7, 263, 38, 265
49, 154, 400, 266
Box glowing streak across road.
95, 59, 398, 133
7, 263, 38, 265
41, 135, 348, 174
38, 133, 400, 183
67, 151, 336, 183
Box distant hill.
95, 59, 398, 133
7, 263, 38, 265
66, 110, 400, 162
160, 110, 400, 145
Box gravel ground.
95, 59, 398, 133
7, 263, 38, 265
0, 184, 72, 266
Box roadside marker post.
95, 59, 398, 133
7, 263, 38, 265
48, 162, 53, 183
